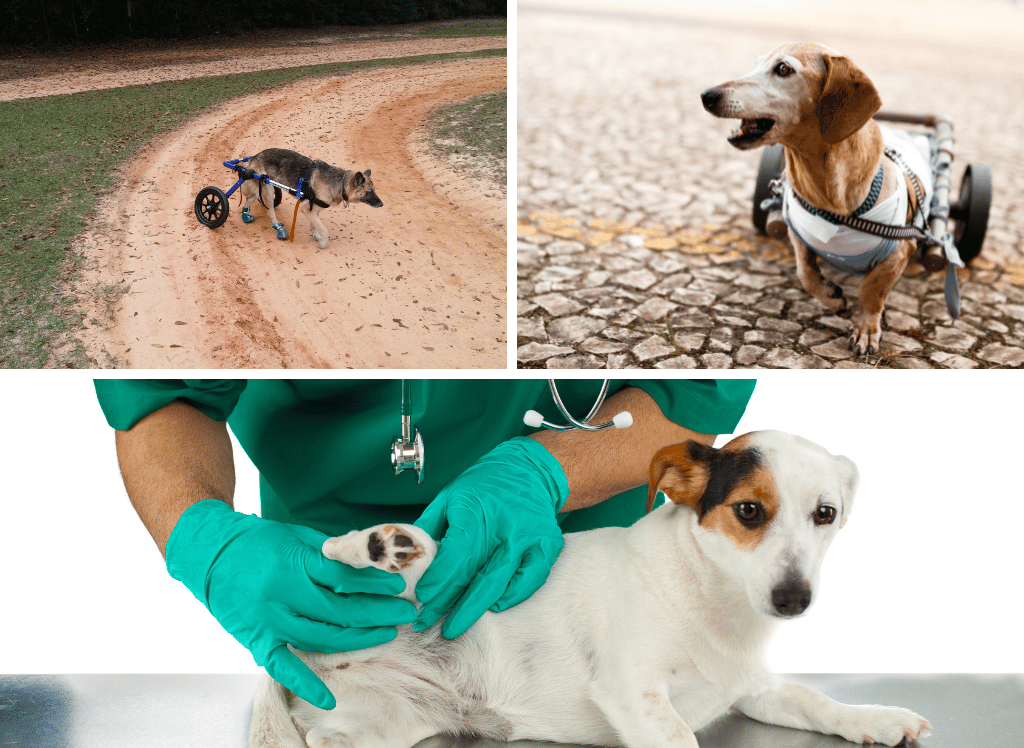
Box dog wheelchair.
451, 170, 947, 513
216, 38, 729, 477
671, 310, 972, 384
752, 112, 992, 317
194, 156, 327, 239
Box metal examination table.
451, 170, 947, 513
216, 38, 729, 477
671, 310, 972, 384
3, 674, 1021, 747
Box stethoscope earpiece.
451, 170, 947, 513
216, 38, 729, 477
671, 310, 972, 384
524, 380, 632, 432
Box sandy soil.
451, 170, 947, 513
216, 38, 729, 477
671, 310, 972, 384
53, 47, 507, 368
0, 36, 505, 100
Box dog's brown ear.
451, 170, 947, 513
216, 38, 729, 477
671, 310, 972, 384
816, 53, 882, 145
353, 171, 366, 187
646, 442, 711, 513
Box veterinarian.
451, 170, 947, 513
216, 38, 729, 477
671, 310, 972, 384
96, 378, 755, 711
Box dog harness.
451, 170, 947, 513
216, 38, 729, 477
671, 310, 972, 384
776, 125, 961, 317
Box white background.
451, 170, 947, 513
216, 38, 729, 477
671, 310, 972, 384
1, 371, 1020, 675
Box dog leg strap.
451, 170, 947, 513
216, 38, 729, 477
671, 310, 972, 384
290, 199, 301, 243
944, 263, 961, 319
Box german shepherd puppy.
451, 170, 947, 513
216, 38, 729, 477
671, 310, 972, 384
238, 148, 384, 248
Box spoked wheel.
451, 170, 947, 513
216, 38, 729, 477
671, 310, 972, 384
949, 163, 992, 264
194, 186, 229, 229
752, 144, 786, 234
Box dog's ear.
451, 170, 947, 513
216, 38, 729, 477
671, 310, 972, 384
816, 53, 882, 145
647, 441, 712, 513
833, 454, 859, 529
363, 168, 372, 178
353, 171, 366, 187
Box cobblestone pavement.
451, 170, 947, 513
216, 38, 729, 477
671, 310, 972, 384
517, 2, 1024, 369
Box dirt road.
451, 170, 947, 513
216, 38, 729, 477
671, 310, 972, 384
65, 51, 506, 368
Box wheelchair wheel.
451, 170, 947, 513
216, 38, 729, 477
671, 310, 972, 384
752, 144, 786, 233
194, 186, 229, 229
949, 162, 992, 264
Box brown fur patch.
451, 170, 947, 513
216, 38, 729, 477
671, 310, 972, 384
698, 463, 780, 551
815, 54, 882, 145
647, 443, 708, 513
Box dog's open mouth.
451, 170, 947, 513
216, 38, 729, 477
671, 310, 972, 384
727, 118, 775, 147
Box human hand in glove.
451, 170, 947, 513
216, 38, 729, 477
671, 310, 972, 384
165, 499, 417, 710
413, 437, 569, 639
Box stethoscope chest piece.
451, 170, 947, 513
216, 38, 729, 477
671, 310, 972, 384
392, 380, 424, 483
392, 427, 424, 484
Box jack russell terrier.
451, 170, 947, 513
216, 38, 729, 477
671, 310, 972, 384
702, 43, 935, 356
250, 430, 932, 748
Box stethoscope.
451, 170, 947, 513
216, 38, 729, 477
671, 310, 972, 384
391, 380, 426, 483
391, 380, 632, 482
524, 379, 633, 431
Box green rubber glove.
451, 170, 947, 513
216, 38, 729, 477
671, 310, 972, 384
413, 437, 569, 638
165, 499, 417, 710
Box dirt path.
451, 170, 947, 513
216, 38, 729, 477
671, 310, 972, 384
68, 54, 505, 368
0, 36, 505, 100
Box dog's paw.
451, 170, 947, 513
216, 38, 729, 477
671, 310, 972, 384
834, 705, 932, 746
848, 315, 882, 356
305, 727, 352, 748
323, 524, 435, 574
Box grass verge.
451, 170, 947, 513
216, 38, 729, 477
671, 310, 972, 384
426, 89, 506, 186
0, 42, 505, 368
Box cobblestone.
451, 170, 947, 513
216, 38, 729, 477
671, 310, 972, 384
518, 5, 1024, 369
518, 219, 1024, 368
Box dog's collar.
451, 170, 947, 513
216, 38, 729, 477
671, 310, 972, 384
793, 163, 884, 224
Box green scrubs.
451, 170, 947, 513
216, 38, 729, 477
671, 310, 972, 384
95, 379, 755, 536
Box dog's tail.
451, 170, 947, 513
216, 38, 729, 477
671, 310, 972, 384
249, 674, 307, 748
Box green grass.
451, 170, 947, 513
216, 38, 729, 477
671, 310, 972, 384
427, 88, 506, 186
409, 19, 507, 38
0, 41, 505, 368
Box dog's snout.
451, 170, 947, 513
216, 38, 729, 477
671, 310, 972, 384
771, 578, 811, 618
701, 87, 723, 113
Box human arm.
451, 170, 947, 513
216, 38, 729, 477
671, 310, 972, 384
111, 398, 416, 710
114, 399, 235, 555
531, 385, 717, 513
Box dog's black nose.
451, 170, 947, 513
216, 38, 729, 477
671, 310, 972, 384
701, 88, 722, 112
771, 579, 812, 617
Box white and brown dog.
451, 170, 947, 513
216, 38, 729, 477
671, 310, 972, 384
250, 431, 932, 748
702, 43, 933, 355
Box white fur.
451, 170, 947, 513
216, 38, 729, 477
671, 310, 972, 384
250, 431, 931, 748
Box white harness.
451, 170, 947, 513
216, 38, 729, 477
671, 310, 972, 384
783, 125, 934, 274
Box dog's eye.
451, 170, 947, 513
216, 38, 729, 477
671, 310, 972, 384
814, 506, 837, 526
733, 502, 765, 528
774, 61, 793, 77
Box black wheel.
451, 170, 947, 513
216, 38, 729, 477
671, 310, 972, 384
753, 144, 786, 233
194, 186, 229, 229
949, 162, 992, 264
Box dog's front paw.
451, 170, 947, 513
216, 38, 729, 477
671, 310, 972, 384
849, 314, 882, 356
323, 524, 435, 574
835, 705, 932, 746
